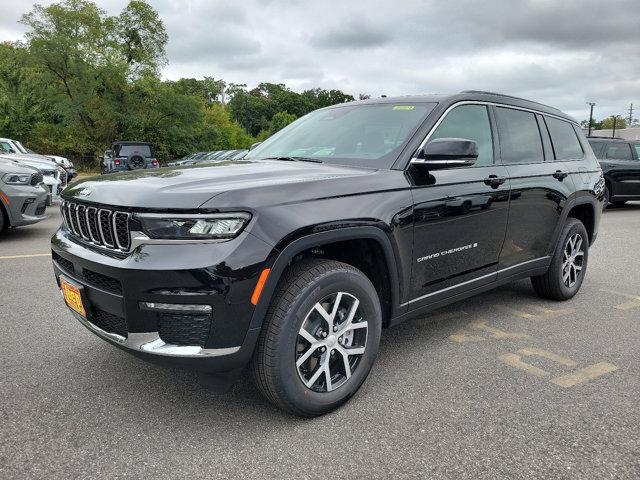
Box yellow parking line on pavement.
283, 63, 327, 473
0, 253, 51, 260
551, 362, 618, 388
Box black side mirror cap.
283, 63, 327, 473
410, 138, 478, 170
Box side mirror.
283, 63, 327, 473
250, 142, 262, 151
410, 138, 478, 170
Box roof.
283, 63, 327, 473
111, 141, 153, 146
334, 91, 576, 123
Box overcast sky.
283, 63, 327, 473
1, 0, 639, 122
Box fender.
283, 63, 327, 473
547, 192, 599, 257
247, 226, 402, 333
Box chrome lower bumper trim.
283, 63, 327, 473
74, 312, 240, 358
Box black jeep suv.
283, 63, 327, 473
587, 137, 640, 208
52, 91, 604, 416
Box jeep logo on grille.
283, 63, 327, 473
78, 188, 91, 196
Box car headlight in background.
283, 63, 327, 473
135, 213, 251, 240
2, 173, 31, 185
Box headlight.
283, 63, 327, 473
136, 213, 251, 240
2, 173, 31, 185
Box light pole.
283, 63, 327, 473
587, 102, 596, 136
612, 115, 620, 138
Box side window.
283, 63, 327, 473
633, 144, 640, 160
494, 107, 544, 164
428, 104, 494, 166
545, 117, 583, 160
605, 143, 633, 160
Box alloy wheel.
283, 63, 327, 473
295, 292, 368, 392
562, 233, 584, 288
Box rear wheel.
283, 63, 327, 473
531, 218, 589, 301
0, 206, 7, 233
251, 258, 382, 417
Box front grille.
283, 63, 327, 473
90, 308, 128, 338
52, 252, 74, 273
82, 268, 122, 294
61, 201, 131, 252
158, 313, 211, 347
34, 203, 46, 216
31, 173, 43, 186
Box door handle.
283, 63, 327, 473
553, 170, 568, 181
484, 175, 506, 189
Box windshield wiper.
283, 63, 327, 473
263, 156, 323, 163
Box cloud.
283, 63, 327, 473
1, 0, 639, 121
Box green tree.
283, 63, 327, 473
599, 116, 627, 130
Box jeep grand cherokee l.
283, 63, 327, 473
52, 91, 604, 416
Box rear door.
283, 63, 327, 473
494, 107, 575, 274
603, 142, 640, 197
408, 104, 510, 309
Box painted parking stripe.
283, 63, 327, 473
0, 253, 51, 260
551, 362, 618, 388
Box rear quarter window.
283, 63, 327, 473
544, 117, 583, 160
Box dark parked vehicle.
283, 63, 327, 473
587, 137, 640, 208
101, 141, 159, 174
52, 91, 604, 416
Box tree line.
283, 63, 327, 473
0, 0, 355, 169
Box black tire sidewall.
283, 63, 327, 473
552, 219, 589, 299
272, 268, 381, 415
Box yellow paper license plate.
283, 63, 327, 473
61, 278, 86, 319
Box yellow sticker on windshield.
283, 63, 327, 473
393, 105, 415, 111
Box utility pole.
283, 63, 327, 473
612, 115, 620, 138
628, 103, 634, 127
587, 102, 596, 136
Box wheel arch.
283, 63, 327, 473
248, 226, 402, 332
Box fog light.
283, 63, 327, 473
139, 302, 212, 313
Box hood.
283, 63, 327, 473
0, 157, 39, 174
62, 159, 376, 209
8, 156, 60, 173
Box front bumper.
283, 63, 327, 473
1, 183, 48, 227
51, 226, 273, 372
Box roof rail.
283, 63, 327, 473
587, 136, 626, 140
460, 90, 564, 114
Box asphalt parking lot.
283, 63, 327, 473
1, 205, 640, 479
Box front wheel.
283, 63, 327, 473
531, 218, 589, 301
251, 258, 382, 417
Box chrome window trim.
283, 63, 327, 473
412, 100, 580, 164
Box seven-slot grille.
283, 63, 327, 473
61, 201, 131, 251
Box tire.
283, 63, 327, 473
251, 258, 382, 417
127, 154, 146, 170
612, 200, 627, 207
531, 218, 589, 301
0, 205, 7, 233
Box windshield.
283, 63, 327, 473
15, 141, 28, 154
246, 102, 436, 168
